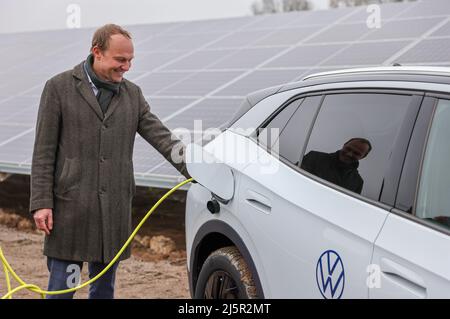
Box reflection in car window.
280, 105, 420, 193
416, 99, 450, 230
301, 138, 372, 194
301, 93, 413, 201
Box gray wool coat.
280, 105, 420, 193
30, 61, 189, 263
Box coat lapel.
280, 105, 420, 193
72, 62, 104, 121
104, 89, 121, 121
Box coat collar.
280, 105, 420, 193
72, 61, 122, 122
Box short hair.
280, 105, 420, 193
91, 24, 132, 52
344, 137, 372, 156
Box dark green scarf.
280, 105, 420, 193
84, 54, 121, 114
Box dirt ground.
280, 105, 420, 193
0, 174, 191, 299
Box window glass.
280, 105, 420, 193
273, 96, 322, 164
258, 98, 303, 149
301, 93, 413, 201
416, 99, 450, 230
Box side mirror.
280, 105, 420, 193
186, 143, 234, 202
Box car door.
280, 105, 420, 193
371, 96, 450, 298
236, 89, 422, 298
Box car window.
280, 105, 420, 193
416, 99, 450, 231
257, 98, 303, 150
300, 93, 414, 202
272, 96, 322, 164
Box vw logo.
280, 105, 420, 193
316, 250, 345, 299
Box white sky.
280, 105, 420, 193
0, 0, 329, 34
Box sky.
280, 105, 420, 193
0, 0, 329, 34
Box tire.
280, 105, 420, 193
194, 246, 258, 299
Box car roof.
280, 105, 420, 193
301, 66, 450, 81
279, 66, 450, 92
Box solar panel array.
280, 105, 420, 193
0, 0, 449, 188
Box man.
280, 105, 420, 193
30, 24, 190, 299
300, 138, 372, 194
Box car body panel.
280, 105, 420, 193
371, 213, 450, 298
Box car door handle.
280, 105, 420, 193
245, 189, 271, 214
380, 258, 427, 298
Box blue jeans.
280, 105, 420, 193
46, 257, 119, 299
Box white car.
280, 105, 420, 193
185, 67, 450, 299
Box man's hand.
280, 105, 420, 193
33, 208, 53, 235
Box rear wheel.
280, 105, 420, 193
195, 246, 258, 299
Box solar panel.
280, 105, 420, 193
136, 34, 188, 51
396, 37, 450, 63
288, 6, 356, 26
242, 10, 310, 30
305, 23, 371, 43
322, 40, 411, 66
0, 0, 448, 189
207, 30, 271, 49
164, 32, 227, 51
165, 98, 242, 131
126, 23, 183, 39
0, 125, 32, 144
157, 71, 243, 96
398, 0, 450, 18
430, 20, 450, 36
266, 44, 347, 68
253, 26, 322, 46
0, 97, 39, 116
214, 69, 301, 96
134, 72, 193, 95
146, 162, 180, 177
197, 16, 263, 33
162, 49, 236, 71
361, 17, 446, 41
132, 141, 169, 174
207, 47, 283, 69
0, 133, 34, 164
147, 97, 197, 119
1, 108, 38, 126
162, 20, 223, 35
127, 51, 182, 72
340, 2, 410, 24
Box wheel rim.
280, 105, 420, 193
203, 270, 239, 299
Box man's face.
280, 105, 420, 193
339, 140, 370, 164
92, 34, 134, 83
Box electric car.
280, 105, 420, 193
185, 66, 450, 299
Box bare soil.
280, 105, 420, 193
0, 174, 191, 299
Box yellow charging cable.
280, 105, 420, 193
0, 178, 193, 299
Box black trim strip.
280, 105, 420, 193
394, 97, 437, 213
379, 94, 423, 206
